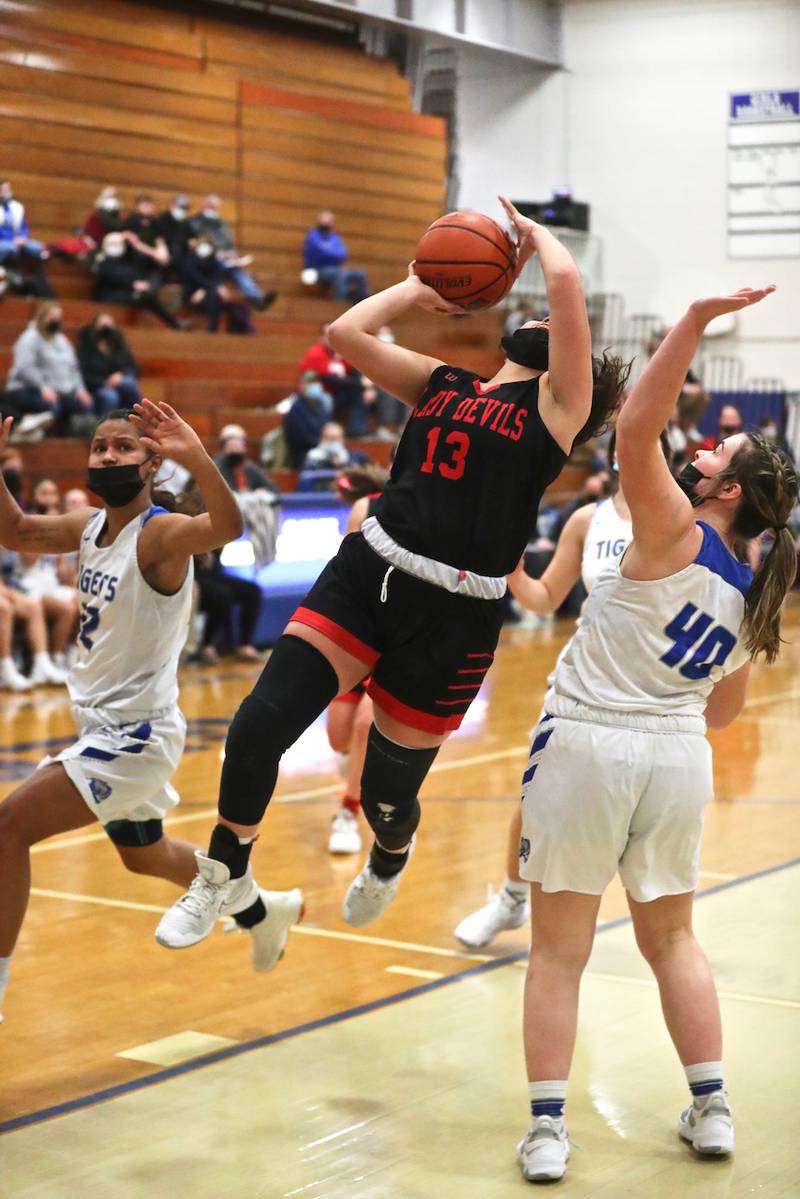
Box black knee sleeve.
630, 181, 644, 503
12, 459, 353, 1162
360, 725, 438, 850
219, 635, 339, 825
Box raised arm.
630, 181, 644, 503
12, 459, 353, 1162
0, 417, 89, 552
507, 504, 594, 614
499, 196, 593, 450
327, 273, 460, 407
132, 401, 244, 589
617, 286, 775, 571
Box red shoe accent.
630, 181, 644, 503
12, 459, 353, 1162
341, 795, 361, 815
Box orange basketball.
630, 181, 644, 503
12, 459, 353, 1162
413, 211, 517, 310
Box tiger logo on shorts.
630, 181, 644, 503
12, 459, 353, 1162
519, 836, 531, 863
89, 778, 112, 804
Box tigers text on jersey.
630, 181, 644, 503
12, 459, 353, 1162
69, 506, 193, 721
549, 521, 752, 727
581, 497, 632, 593
372, 365, 566, 577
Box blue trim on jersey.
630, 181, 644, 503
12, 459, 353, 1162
142, 505, 169, 527
694, 522, 752, 598
80, 746, 118, 762
129, 722, 152, 741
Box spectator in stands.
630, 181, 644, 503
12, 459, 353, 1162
697, 403, 743, 453
1, 448, 25, 505
94, 231, 189, 330
0, 179, 53, 297
190, 194, 275, 312
123, 193, 170, 277
76, 312, 141, 414
298, 321, 368, 435
193, 550, 264, 665
63, 486, 90, 512
302, 421, 362, 472
180, 238, 254, 334
49, 185, 123, 264
213, 424, 280, 495
158, 194, 194, 276
365, 326, 407, 437
302, 209, 368, 303
283, 371, 334, 468
3, 301, 94, 436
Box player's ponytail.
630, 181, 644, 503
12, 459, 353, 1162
573, 350, 633, 446
718, 434, 799, 663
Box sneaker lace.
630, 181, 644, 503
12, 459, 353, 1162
177, 874, 221, 918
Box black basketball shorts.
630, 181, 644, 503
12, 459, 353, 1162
291, 533, 504, 734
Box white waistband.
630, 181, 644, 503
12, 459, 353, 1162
361, 517, 506, 600
544, 691, 706, 735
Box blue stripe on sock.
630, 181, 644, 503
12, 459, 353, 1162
690, 1079, 723, 1097
531, 1099, 565, 1118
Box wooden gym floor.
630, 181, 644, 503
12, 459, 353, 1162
1, 601, 799, 1198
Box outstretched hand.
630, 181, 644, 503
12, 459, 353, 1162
498, 195, 537, 274
129, 399, 206, 467
690, 285, 776, 330
0, 415, 14, 455
406, 263, 466, 315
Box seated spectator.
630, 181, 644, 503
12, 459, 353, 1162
213, 424, 280, 494
1, 448, 25, 504
180, 238, 254, 334
283, 372, 334, 468
158, 194, 194, 276
190, 194, 275, 312
63, 486, 90, 512
302, 422, 368, 472
193, 550, 264, 665
50, 185, 123, 263
123, 193, 170, 278
698, 403, 742, 453
298, 322, 367, 435
94, 232, 188, 331
9, 550, 77, 683
0, 179, 53, 297
303, 209, 368, 304
77, 312, 141, 414
3, 302, 94, 435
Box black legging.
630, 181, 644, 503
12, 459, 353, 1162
197, 570, 262, 649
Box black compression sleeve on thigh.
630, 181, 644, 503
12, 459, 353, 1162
360, 724, 439, 850
219, 635, 339, 825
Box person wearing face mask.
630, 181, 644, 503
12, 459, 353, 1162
77, 313, 141, 415
283, 372, 335, 468
302, 209, 369, 304
3, 301, 94, 434
213, 425, 280, 495
698, 403, 743, 453
49, 186, 123, 264
94, 233, 190, 331
157, 194, 194, 275
0, 179, 49, 267
190, 194, 275, 313
300, 422, 369, 485
0, 402, 302, 1024
179, 238, 254, 334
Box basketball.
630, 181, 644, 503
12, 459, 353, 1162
413, 211, 518, 310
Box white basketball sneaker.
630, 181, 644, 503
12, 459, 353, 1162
517, 1116, 570, 1182
342, 840, 413, 927
678, 1090, 734, 1155
155, 851, 259, 949
0, 659, 32, 692
328, 807, 362, 855
454, 887, 530, 949
29, 655, 68, 686
247, 889, 304, 972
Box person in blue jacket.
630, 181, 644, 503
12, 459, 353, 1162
303, 210, 369, 304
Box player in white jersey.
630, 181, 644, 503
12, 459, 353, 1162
516, 285, 798, 1183
454, 433, 645, 949
0, 403, 301, 1025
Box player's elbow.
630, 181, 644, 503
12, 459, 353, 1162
327, 318, 349, 351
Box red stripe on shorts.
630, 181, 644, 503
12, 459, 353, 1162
290, 607, 380, 668
367, 680, 466, 734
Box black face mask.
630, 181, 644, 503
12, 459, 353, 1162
45, 319, 61, 335
2, 468, 21, 497
86, 463, 147, 508
499, 326, 549, 371
226, 451, 246, 468
317, 223, 332, 233
675, 461, 707, 507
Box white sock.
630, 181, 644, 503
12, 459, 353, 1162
529, 1079, 567, 1120
685, 1060, 724, 1105
237, 835, 255, 845
502, 876, 528, 902
0, 956, 10, 1020
33, 652, 51, 669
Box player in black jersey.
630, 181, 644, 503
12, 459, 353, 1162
155, 197, 631, 949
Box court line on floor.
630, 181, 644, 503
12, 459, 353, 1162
30, 745, 530, 856
27, 888, 494, 963
581, 971, 800, 1011
7, 853, 799, 1138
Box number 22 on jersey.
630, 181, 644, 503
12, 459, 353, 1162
420, 426, 470, 481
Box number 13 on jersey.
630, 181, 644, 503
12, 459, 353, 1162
420, 426, 470, 481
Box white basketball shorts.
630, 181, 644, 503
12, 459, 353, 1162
38, 708, 186, 828
518, 709, 713, 902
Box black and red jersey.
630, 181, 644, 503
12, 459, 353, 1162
372, 365, 566, 576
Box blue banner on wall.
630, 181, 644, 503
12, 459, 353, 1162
729, 90, 800, 123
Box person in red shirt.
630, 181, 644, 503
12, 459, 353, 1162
698, 403, 742, 453
298, 323, 367, 435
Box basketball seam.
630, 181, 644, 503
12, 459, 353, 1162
416, 263, 510, 304
422, 222, 517, 270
